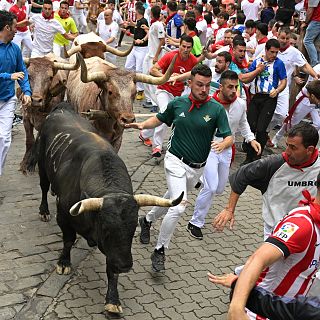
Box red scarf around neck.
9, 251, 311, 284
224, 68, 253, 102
258, 36, 268, 45
282, 149, 319, 171
188, 30, 197, 37
279, 44, 291, 52
42, 11, 54, 20
248, 0, 255, 3
196, 15, 203, 22
232, 56, 248, 69
150, 18, 159, 25
165, 12, 176, 24
212, 90, 237, 106
58, 10, 70, 19
188, 94, 211, 112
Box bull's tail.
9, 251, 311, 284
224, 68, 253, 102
26, 133, 41, 174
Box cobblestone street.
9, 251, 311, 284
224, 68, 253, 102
0, 47, 279, 320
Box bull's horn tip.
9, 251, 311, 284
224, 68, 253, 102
172, 191, 184, 206
69, 202, 81, 216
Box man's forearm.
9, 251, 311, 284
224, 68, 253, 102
226, 190, 240, 212
239, 68, 261, 83
301, 63, 317, 78
277, 78, 287, 93
306, 8, 315, 23
141, 116, 163, 129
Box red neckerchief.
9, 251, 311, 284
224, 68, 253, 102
165, 12, 176, 24
232, 56, 248, 69
42, 11, 54, 20
207, 23, 211, 28
248, 0, 255, 3
213, 22, 228, 38
282, 149, 319, 171
196, 15, 203, 22
279, 44, 291, 52
188, 31, 197, 37
212, 90, 237, 106
58, 10, 70, 19
161, 4, 167, 10
298, 190, 320, 225
188, 94, 211, 112
258, 36, 268, 45
150, 18, 159, 25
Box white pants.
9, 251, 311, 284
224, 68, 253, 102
53, 42, 72, 58
146, 151, 204, 249
142, 54, 158, 105
0, 97, 17, 176
190, 147, 232, 228
141, 89, 174, 150
12, 30, 33, 58
31, 48, 51, 58
273, 96, 320, 144
125, 46, 149, 92
268, 88, 289, 130
73, 13, 88, 33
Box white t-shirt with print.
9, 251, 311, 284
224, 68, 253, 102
148, 20, 165, 58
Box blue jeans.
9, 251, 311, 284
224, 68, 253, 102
303, 20, 320, 67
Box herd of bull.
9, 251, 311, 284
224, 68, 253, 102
20, 33, 182, 314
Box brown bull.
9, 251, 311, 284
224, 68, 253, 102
86, 0, 104, 30
66, 52, 176, 152
20, 54, 80, 173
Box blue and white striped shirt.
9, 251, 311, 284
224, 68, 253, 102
249, 56, 287, 94
0, 41, 31, 101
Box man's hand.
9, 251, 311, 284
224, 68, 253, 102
21, 94, 31, 107
294, 76, 305, 85
212, 208, 234, 231
135, 39, 144, 45
141, 24, 149, 31
152, 57, 159, 64
11, 72, 25, 80
211, 141, 227, 153
256, 62, 265, 73
208, 272, 238, 288
269, 88, 278, 98
124, 122, 144, 130
250, 139, 261, 155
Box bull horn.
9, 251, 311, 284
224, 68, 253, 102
53, 55, 80, 70
65, 44, 82, 58
135, 54, 177, 85
69, 198, 103, 216
23, 57, 30, 66
104, 42, 134, 57
134, 191, 184, 207
77, 52, 107, 83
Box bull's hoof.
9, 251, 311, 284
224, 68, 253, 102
56, 263, 71, 275
105, 304, 123, 314
39, 213, 51, 222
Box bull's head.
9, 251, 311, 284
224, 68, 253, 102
86, 0, 101, 24
23, 55, 80, 108
69, 192, 183, 273
77, 52, 177, 126
65, 41, 134, 60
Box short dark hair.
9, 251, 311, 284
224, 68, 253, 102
191, 64, 212, 78
287, 122, 319, 148
108, 0, 115, 4
180, 33, 193, 46
167, 1, 177, 12
184, 17, 196, 31
204, 11, 213, 24
0, 10, 16, 31
43, 0, 53, 6
232, 29, 242, 36
135, 5, 145, 15
220, 70, 239, 83
185, 10, 196, 19
217, 51, 232, 63
256, 22, 268, 36
60, 0, 69, 6
306, 80, 320, 100
212, 6, 220, 16
245, 19, 256, 28
217, 12, 229, 21
278, 26, 291, 36
233, 37, 246, 48
236, 12, 246, 25
265, 38, 280, 50
151, 5, 161, 19
194, 4, 203, 14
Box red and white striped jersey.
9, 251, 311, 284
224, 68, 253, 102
257, 205, 320, 298
125, 0, 136, 22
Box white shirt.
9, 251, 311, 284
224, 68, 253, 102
196, 18, 207, 46
73, 0, 85, 16
147, 20, 165, 58
30, 15, 66, 55
97, 20, 119, 46
214, 97, 255, 142
241, 0, 263, 21
0, 0, 12, 11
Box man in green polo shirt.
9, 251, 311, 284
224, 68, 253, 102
53, 1, 78, 57
125, 64, 233, 272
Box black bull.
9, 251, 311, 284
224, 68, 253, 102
26, 102, 183, 314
